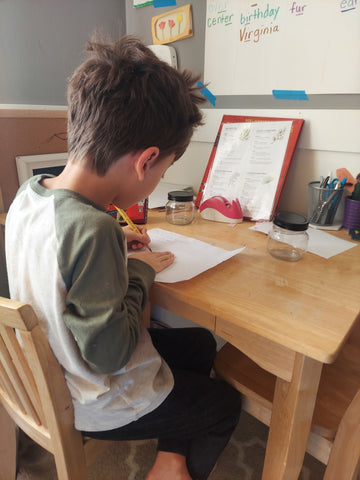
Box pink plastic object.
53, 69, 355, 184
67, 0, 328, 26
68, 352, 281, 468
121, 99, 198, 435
200, 196, 243, 223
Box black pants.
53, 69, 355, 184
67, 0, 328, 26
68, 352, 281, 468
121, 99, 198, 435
82, 328, 242, 480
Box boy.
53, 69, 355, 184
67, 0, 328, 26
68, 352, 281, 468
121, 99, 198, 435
6, 35, 241, 480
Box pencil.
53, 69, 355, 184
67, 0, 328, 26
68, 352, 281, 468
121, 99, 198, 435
113, 205, 152, 252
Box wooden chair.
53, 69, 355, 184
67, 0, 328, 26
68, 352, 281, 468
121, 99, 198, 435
215, 318, 360, 479
324, 388, 360, 479
0, 296, 114, 480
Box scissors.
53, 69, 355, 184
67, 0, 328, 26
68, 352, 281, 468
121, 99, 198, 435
311, 181, 342, 224
320, 176, 330, 188
328, 178, 347, 189
328, 178, 340, 189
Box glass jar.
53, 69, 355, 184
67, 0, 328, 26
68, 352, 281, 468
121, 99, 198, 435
268, 211, 309, 261
166, 191, 195, 225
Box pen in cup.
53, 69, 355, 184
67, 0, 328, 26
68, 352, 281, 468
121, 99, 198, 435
113, 205, 152, 252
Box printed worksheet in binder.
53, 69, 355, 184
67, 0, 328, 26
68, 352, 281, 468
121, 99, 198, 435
196, 115, 304, 221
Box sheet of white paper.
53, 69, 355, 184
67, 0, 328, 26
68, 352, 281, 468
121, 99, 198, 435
306, 227, 357, 259
141, 228, 245, 283
250, 222, 357, 259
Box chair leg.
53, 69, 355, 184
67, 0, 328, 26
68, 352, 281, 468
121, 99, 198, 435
324, 390, 360, 480
0, 404, 17, 480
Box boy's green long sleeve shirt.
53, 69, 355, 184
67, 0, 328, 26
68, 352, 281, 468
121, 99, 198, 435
5, 175, 174, 431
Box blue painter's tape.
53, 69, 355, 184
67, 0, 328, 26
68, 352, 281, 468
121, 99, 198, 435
272, 90, 309, 100
153, 0, 176, 7
197, 82, 216, 106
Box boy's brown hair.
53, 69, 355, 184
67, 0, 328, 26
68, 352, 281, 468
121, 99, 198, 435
67, 34, 205, 175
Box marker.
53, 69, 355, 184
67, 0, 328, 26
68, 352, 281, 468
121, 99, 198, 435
113, 205, 152, 252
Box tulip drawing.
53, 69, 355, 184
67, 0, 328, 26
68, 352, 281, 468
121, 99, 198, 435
176, 13, 183, 35
168, 18, 175, 37
158, 20, 166, 40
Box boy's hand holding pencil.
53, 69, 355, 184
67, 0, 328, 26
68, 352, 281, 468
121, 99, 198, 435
113, 205, 152, 252
123, 225, 152, 251
114, 205, 174, 272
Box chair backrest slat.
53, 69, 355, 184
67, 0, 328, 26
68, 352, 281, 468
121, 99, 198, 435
2, 324, 45, 419
0, 325, 43, 425
0, 350, 25, 409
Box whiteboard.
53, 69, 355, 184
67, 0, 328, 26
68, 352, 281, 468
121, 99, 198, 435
205, 0, 360, 95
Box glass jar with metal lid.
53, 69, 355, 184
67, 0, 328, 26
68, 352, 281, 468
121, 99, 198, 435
268, 211, 309, 261
166, 191, 195, 225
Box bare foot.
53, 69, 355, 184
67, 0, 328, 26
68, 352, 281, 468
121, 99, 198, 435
145, 451, 192, 480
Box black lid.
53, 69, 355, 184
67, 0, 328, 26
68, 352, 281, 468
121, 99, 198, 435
168, 190, 194, 202
273, 211, 309, 231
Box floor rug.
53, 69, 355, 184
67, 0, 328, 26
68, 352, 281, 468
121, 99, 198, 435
17, 411, 326, 479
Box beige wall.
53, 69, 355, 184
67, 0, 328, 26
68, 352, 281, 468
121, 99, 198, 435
0, 109, 67, 211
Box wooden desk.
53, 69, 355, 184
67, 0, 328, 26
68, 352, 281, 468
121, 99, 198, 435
147, 210, 360, 480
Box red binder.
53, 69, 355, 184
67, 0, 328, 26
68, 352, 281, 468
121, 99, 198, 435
195, 115, 304, 220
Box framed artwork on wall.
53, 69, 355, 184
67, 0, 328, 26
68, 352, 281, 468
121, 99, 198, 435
16, 153, 68, 186
151, 4, 193, 45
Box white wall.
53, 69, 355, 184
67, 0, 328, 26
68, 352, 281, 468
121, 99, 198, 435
163, 108, 360, 217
